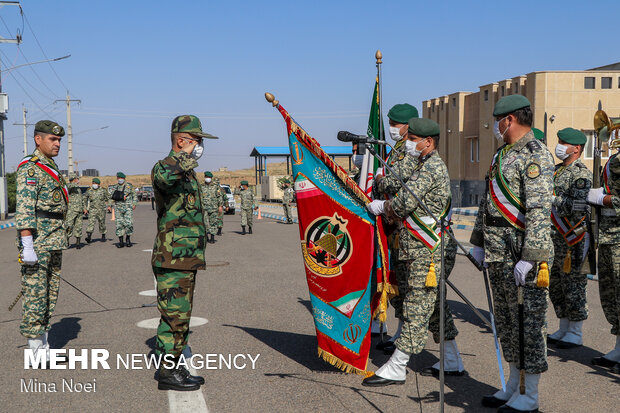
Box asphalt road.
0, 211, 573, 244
0, 204, 618, 412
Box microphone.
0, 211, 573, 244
337, 131, 377, 143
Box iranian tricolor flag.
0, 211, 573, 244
358, 77, 384, 196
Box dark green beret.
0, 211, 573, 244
532, 128, 545, 142
205, 171, 213, 178
408, 118, 440, 137
240, 180, 249, 186
493, 94, 530, 117
34, 120, 65, 137
92, 178, 101, 184
282, 178, 290, 184
387, 104, 419, 124
557, 127, 587, 145
116, 172, 126, 178
68, 173, 78, 181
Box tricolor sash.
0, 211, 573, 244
602, 153, 617, 195
18, 155, 69, 203
403, 199, 452, 253
488, 149, 526, 230
551, 208, 585, 246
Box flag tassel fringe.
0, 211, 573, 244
317, 348, 373, 377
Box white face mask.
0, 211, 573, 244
405, 140, 422, 158
389, 126, 404, 141
118, 179, 125, 185
191, 141, 204, 160
205, 178, 212, 183
352, 154, 364, 168
493, 116, 509, 143
92, 184, 99, 189
555, 144, 570, 160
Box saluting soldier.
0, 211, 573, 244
15, 120, 69, 365
547, 128, 591, 349
471, 95, 554, 412
281, 178, 295, 224
200, 171, 222, 244
234, 180, 257, 234
587, 119, 620, 374
363, 118, 451, 387
65, 173, 84, 249
151, 114, 216, 391
108, 172, 137, 248
84, 177, 110, 243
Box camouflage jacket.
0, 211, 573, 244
151, 150, 206, 270
234, 187, 255, 210
85, 186, 110, 212
384, 151, 451, 260
471, 131, 554, 263
375, 139, 417, 197
282, 186, 295, 205
218, 185, 228, 208
600, 153, 620, 244
108, 182, 137, 207
200, 182, 222, 213
551, 159, 591, 241
67, 182, 84, 212
15, 148, 68, 251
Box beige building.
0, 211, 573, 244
423, 62, 620, 207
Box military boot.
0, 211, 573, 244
217, 228, 222, 236
242, 226, 246, 235
75, 238, 82, 249
85, 232, 92, 243
101, 234, 106, 242
157, 364, 200, 391
248, 226, 253, 234
117, 237, 125, 248
209, 234, 215, 244
177, 365, 205, 385
125, 235, 132, 248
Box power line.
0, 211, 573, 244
17, 45, 61, 99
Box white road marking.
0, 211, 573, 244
139, 290, 157, 296
143, 249, 153, 252
136, 317, 208, 329
167, 367, 209, 412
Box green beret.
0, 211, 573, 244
171, 115, 218, 139
240, 180, 249, 186
493, 94, 530, 117
116, 172, 126, 178
408, 118, 440, 137
92, 178, 101, 184
557, 127, 587, 145
68, 173, 78, 181
532, 128, 545, 142
34, 120, 65, 137
387, 104, 419, 124
205, 171, 213, 178
282, 178, 290, 184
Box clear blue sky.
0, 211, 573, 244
1, 0, 617, 175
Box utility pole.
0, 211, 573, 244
0, 0, 22, 219
55, 92, 80, 174
13, 105, 34, 156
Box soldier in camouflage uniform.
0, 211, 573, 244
234, 180, 257, 234
214, 177, 227, 235
363, 118, 451, 387
547, 128, 591, 349
84, 177, 110, 243
281, 178, 295, 224
15, 120, 69, 366
151, 114, 216, 391
587, 119, 620, 374
372, 103, 418, 352
470, 95, 554, 412
65, 173, 84, 249
108, 172, 137, 248
200, 171, 222, 244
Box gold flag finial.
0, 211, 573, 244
265, 92, 278, 107
375, 50, 382, 64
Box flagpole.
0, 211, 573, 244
376, 50, 385, 159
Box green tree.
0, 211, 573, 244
6, 172, 16, 213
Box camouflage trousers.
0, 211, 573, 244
65, 210, 83, 238
203, 210, 218, 236
282, 203, 293, 223
86, 209, 107, 234
240, 208, 253, 227
20, 250, 62, 338
114, 203, 134, 237
216, 212, 224, 229
550, 235, 588, 321
395, 251, 439, 355
428, 236, 459, 343
487, 260, 548, 374
153, 267, 196, 357
598, 244, 620, 335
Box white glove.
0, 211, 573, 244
587, 187, 606, 206
366, 200, 386, 216
471, 246, 485, 267
21, 235, 38, 265
514, 260, 534, 286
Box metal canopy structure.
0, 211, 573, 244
250, 146, 353, 184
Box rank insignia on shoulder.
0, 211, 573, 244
526, 163, 541, 179
26, 177, 36, 186
27, 168, 35, 177
526, 140, 541, 153
575, 178, 586, 189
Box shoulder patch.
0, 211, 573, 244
526, 140, 541, 153
575, 178, 586, 189
26, 177, 36, 186
526, 162, 541, 179
27, 168, 35, 177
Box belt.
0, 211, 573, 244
36, 210, 64, 220
601, 208, 617, 217
484, 214, 513, 228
